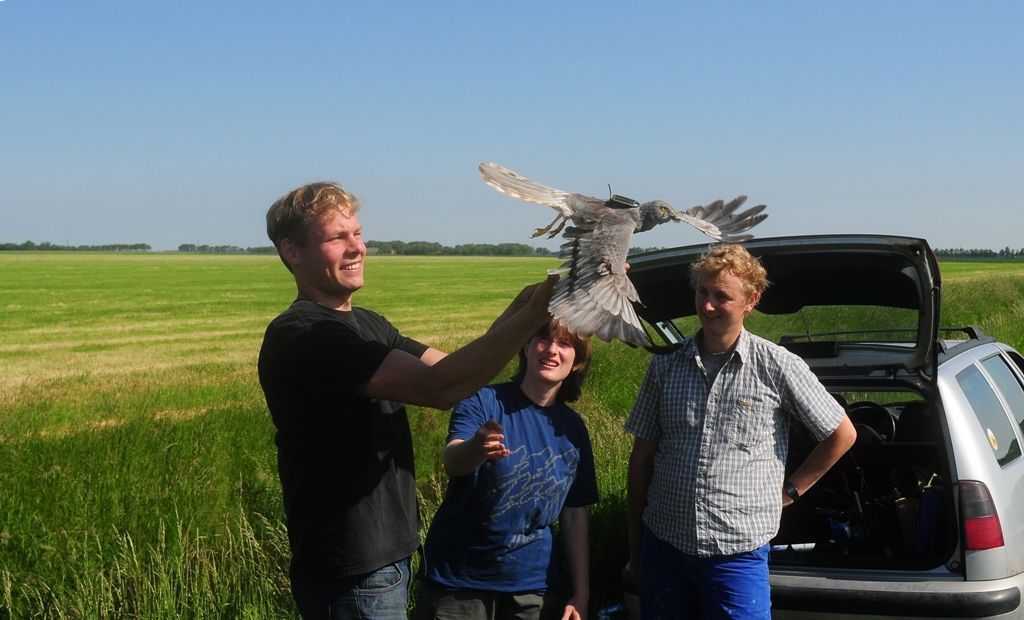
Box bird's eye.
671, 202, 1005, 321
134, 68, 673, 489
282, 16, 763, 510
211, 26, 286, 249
660, 206, 670, 214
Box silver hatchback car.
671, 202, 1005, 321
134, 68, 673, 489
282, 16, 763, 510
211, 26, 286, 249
625, 235, 1024, 619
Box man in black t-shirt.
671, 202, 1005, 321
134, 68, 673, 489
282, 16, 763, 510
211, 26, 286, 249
258, 181, 555, 619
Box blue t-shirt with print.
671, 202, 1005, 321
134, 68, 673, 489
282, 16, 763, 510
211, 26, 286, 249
423, 382, 598, 593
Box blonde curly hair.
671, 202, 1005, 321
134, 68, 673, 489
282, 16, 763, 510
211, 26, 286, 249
689, 244, 770, 301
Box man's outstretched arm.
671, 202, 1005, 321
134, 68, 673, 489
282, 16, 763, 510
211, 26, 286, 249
365, 274, 556, 410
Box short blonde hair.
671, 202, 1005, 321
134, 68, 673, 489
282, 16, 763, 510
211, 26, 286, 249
266, 182, 360, 249
266, 182, 360, 271
690, 244, 769, 301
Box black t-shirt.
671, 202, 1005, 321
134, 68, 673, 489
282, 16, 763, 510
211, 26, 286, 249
258, 299, 429, 581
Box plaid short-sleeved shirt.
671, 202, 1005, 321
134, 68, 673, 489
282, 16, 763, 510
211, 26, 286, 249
625, 329, 845, 557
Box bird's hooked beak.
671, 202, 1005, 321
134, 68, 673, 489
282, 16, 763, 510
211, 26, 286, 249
658, 203, 682, 221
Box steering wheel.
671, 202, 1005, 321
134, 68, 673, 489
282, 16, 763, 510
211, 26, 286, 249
845, 401, 897, 443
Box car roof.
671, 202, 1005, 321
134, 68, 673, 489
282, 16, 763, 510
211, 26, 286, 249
627, 234, 941, 376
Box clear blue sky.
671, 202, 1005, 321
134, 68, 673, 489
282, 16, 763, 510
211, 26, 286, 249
2, 1, 1021, 251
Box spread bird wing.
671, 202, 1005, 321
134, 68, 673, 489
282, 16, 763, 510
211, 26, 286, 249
479, 161, 769, 347
680, 196, 768, 242
478, 162, 577, 217
549, 211, 651, 348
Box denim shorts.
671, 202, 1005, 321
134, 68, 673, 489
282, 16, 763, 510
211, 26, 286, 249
291, 557, 411, 619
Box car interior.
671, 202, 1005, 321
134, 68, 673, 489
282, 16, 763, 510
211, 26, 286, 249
771, 392, 956, 570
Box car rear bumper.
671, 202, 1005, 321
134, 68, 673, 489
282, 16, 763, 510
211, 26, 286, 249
770, 572, 1023, 618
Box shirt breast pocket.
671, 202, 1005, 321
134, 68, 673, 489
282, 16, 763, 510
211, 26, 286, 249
727, 399, 776, 449
660, 398, 704, 435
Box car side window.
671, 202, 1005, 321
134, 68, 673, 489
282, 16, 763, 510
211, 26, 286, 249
995, 350, 1024, 438
1006, 350, 1024, 375
956, 363, 1022, 467
981, 353, 1024, 442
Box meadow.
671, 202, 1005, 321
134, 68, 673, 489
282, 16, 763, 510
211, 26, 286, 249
1, 252, 1023, 618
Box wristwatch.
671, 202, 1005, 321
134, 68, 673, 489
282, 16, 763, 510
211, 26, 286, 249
783, 481, 801, 503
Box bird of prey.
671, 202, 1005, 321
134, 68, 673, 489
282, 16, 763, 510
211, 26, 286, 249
479, 162, 768, 349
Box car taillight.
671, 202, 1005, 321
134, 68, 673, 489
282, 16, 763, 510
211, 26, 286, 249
960, 480, 1004, 550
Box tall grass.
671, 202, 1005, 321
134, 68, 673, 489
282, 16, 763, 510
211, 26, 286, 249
2, 253, 1023, 617
0, 253, 565, 618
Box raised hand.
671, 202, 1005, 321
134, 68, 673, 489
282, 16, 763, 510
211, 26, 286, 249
473, 419, 511, 462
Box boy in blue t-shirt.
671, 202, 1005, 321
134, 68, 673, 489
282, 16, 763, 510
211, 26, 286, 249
417, 322, 598, 620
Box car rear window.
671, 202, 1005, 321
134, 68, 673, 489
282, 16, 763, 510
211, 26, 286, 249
956, 364, 1022, 467
668, 306, 920, 345
981, 353, 1024, 441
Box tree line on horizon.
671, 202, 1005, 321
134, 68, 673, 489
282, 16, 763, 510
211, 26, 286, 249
0, 240, 558, 256
2, 240, 1024, 260
0, 241, 153, 252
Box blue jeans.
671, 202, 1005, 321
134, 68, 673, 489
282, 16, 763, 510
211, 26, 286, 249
641, 527, 771, 619
292, 558, 411, 619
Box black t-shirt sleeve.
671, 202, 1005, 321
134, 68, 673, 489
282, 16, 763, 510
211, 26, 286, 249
295, 320, 393, 403
259, 303, 432, 433
293, 308, 429, 404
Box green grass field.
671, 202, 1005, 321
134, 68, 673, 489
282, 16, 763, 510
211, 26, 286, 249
2, 253, 1023, 618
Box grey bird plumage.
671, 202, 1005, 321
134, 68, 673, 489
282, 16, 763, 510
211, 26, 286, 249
479, 162, 768, 348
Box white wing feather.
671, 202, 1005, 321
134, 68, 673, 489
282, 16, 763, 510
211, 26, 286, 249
479, 162, 574, 217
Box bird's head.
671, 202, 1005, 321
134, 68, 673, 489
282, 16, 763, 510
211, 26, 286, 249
637, 200, 681, 232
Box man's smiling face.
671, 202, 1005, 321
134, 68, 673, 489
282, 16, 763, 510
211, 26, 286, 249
695, 270, 758, 343
287, 209, 367, 309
